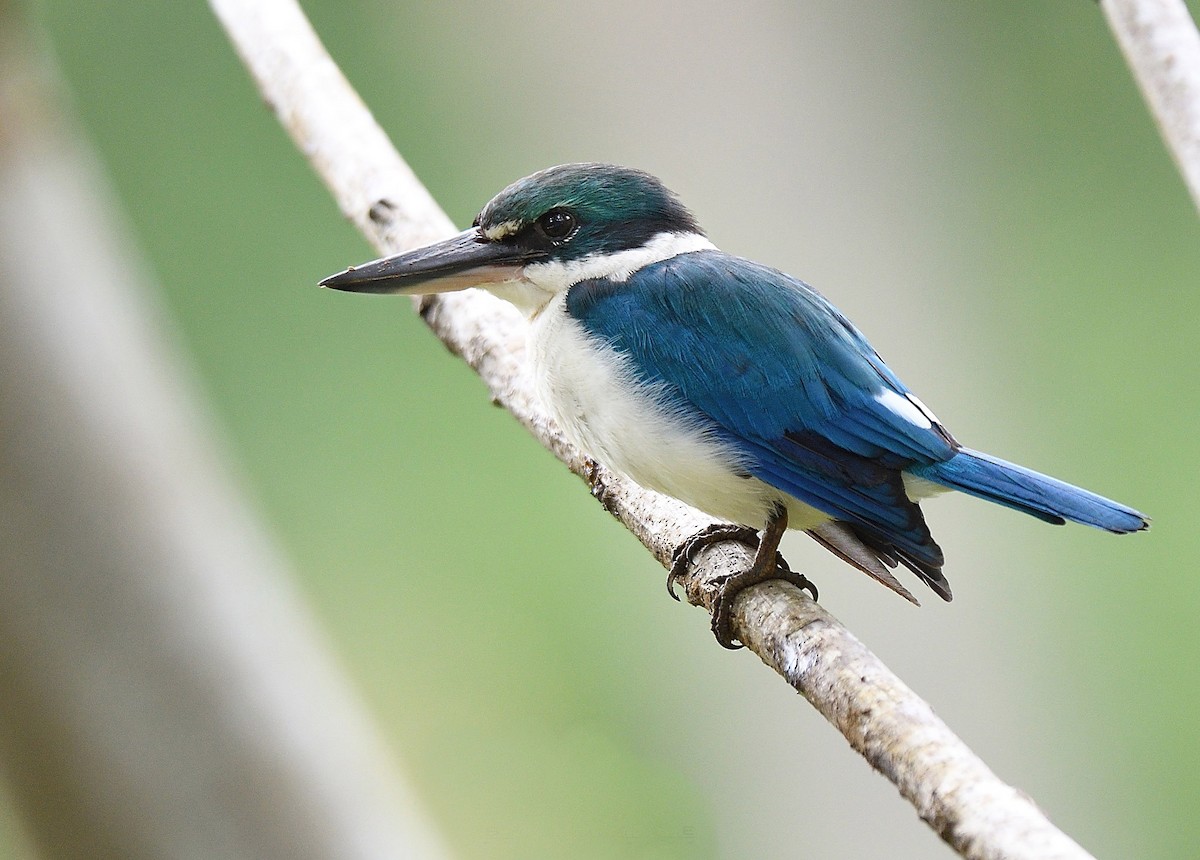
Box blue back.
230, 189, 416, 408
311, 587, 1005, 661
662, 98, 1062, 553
566, 249, 958, 568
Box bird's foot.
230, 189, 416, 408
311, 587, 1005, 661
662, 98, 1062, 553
709, 555, 818, 650
667, 515, 818, 650
666, 523, 762, 601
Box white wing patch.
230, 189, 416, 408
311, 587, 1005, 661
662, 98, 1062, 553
905, 392, 941, 427
875, 388, 939, 430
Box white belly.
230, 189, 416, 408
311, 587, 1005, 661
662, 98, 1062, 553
528, 294, 831, 530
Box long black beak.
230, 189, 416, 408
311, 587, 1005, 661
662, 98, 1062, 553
320, 229, 537, 295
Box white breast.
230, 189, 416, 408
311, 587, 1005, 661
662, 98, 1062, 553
528, 294, 829, 529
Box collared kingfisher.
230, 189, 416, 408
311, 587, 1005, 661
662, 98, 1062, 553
322, 163, 1148, 648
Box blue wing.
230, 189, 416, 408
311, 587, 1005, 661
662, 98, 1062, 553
566, 249, 958, 591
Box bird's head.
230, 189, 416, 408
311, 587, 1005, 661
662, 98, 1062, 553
321, 163, 710, 315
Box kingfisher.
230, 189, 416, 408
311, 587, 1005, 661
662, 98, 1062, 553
322, 163, 1148, 648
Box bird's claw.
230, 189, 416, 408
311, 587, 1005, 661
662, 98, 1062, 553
711, 559, 819, 650
667, 519, 819, 649
667, 523, 762, 601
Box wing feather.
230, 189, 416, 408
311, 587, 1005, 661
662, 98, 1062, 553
566, 250, 956, 575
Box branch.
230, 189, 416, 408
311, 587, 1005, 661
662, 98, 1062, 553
209, 1, 1095, 857
0, 12, 449, 859
1101, 0, 1200, 212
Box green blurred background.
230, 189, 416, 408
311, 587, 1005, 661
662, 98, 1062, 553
9, 0, 1199, 856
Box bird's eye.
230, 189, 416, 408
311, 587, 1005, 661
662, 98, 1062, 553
537, 209, 577, 242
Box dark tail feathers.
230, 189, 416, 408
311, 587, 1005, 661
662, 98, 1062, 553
910, 448, 1149, 534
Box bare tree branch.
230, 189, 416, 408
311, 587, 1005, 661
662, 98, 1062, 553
0, 13, 450, 860
209, 0, 1098, 857
1102, 0, 1200, 212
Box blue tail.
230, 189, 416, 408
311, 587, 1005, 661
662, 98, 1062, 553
910, 448, 1149, 534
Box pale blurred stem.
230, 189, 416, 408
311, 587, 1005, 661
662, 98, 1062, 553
1101, 0, 1200, 212
0, 9, 450, 860
206, 2, 1109, 859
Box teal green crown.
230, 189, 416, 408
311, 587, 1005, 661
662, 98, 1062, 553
475, 163, 702, 260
